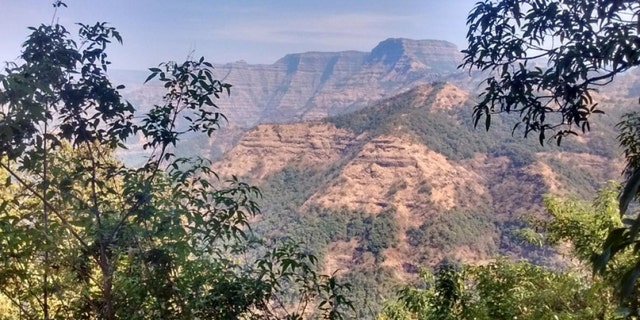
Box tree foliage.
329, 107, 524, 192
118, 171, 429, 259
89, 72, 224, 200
0, 4, 352, 320
537, 184, 640, 315
378, 258, 611, 320
378, 186, 627, 319
461, 0, 640, 300
461, 0, 639, 144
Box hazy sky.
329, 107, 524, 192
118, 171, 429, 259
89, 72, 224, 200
0, 0, 478, 70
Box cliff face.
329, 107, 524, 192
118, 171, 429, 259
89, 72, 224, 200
215, 38, 464, 126
112, 38, 469, 163
305, 134, 485, 215
118, 38, 465, 129
215, 122, 360, 180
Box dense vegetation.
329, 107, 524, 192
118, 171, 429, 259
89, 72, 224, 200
461, 0, 640, 302
0, 4, 353, 319
378, 185, 634, 319
406, 210, 497, 254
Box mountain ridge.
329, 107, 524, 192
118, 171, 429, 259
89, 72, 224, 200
117, 38, 466, 128
213, 80, 623, 261
112, 38, 474, 162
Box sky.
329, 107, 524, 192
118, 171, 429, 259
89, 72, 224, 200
0, 0, 479, 71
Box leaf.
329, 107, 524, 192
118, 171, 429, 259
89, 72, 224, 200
620, 169, 640, 215
621, 260, 640, 299
113, 31, 122, 44
615, 307, 632, 318
144, 72, 158, 84
485, 113, 491, 131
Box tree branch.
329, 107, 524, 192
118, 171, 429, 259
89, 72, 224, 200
0, 161, 90, 250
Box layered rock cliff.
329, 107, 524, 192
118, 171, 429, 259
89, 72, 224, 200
118, 38, 465, 129
112, 38, 470, 163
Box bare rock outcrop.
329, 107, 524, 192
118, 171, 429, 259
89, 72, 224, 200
214, 122, 359, 180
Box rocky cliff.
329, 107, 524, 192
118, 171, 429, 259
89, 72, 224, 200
117, 38, 465, 129
111, 38, 470, 162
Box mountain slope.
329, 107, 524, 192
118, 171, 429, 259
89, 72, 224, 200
112, 38, 474, 164
117, 38, 465, 128
212, 82, 626, 317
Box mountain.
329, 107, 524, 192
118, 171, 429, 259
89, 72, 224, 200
113, 38, 469, 162
116, 38, 465, 128
212, 82, 627, 317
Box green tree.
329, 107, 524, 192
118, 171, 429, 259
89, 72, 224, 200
377, 263, 469, 320
0, 3, 352, 320
461, 0, 639, 144
378, 186, 624, 319
460, 0, 640, 300
378, 259, 610, 320
535, 184, 635, 316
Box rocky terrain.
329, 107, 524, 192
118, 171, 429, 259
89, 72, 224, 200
207, 80, 629, 316
113, 38, 469, 160
116, 38, 465, 127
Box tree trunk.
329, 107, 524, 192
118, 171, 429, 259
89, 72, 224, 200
99, 241, 116, 320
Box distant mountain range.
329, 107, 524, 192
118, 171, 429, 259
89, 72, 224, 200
113, 38, 474, 160
115, 38, 465, 126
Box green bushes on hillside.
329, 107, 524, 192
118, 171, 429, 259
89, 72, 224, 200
346, 210, 399, 260
379, 185, 627, 319
406, 210, 497, 254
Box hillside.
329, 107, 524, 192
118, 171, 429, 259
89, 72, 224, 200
212, 82, 628, 317
113, 38, 469, 161
111, 37, 635, 318
116, 38, 464, 128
